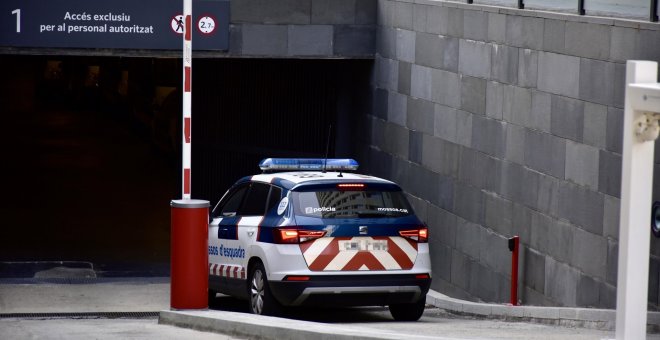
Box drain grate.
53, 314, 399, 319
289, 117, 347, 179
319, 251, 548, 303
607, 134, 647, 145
0, 311, 160, 319
0, 277, 170, 285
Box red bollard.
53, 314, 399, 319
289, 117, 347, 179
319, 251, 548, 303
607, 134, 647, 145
508, 236, 520, 306
170, 199, 209, 309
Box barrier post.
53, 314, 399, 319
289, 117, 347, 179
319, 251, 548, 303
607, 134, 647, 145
508, 236, 520, 306
170, 199, 209, 309
169, 0, 208, 310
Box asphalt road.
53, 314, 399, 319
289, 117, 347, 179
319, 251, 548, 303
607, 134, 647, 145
0, 318, 240, 340
1, 281, 658, 340
0, 305, 638, 340
206, 294, 632, 340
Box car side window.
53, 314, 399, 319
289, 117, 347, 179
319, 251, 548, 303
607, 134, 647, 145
217, 185, 248, 217
239, 182, 271, 216
266, 186, 283, 213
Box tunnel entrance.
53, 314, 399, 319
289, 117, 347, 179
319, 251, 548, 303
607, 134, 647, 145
0, 55, 372, 275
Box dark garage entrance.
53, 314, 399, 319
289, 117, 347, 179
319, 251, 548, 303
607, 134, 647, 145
0, 55, 371, 275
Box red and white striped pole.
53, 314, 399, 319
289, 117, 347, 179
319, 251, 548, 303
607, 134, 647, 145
170, 1, 210, 310
182, 0, 192, 200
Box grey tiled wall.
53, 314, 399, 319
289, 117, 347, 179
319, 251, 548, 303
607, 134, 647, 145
360, 0, 660, 307
227, 0, 376, 57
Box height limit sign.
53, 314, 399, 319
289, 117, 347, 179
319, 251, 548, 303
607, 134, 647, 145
197, 16, 215, 35
171, 14, 216, 35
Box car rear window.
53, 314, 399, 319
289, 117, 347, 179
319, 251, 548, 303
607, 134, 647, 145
292, 190, 413, 218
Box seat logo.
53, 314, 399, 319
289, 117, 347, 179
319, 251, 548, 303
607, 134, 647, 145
359, 226, 368, 235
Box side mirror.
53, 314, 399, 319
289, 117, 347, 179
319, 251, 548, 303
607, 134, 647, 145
652, 201, 660, 238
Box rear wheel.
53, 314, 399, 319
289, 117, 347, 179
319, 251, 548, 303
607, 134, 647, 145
248, 262, 282, 316
389, 296, 426, 321
208, 289, 217, 307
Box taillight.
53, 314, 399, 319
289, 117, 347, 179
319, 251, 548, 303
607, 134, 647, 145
298, 230, 327, 243
274, 228, 326, 244
399, 228, 428, 243
276, 229, 300, 244
419, 228, 428, 241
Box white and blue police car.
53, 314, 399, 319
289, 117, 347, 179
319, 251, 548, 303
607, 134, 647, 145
208, 158, 431, 321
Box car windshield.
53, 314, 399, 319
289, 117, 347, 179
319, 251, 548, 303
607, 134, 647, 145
292, 190, 413, 218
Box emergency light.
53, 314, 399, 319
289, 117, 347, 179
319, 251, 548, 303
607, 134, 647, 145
259, 158, 359, 172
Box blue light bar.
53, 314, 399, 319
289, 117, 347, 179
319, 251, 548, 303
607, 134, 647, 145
259, 158, 359, 172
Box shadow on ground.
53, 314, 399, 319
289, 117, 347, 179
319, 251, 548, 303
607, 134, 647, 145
209, 294, 398, 324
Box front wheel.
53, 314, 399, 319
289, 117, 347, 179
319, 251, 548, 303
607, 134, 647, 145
248, 262, 282, 316
389, 296, 426, 321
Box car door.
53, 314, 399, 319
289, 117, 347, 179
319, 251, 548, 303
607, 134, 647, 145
234, 182, 272, 272
213, 182, 272, 276
209, 183, 248, 281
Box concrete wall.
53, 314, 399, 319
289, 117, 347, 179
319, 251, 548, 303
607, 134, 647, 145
359, 0, 660, 308
227, 0, 376, 58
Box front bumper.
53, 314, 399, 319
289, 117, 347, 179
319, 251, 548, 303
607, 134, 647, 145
268, 274, 431, 307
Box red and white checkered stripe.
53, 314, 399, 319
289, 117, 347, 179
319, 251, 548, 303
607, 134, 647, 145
182, 0, 192, 199
299, 237, 418, 271
209, 263, 246, 280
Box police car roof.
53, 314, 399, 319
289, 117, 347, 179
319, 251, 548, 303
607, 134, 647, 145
247, 171, 396, 190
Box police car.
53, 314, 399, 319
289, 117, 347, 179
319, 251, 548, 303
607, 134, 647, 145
208, 158, 431, 321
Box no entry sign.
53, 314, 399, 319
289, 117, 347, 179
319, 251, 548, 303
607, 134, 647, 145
0, 0, 229, 50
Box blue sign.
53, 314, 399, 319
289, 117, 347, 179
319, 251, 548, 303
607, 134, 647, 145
0, 0, 229, 50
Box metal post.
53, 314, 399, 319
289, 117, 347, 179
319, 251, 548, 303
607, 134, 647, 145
651, 0, 659, 22
182, 0, 192, 200
508, 236, 520, 306
518, 0, 524, 9
578, 0, 586, 15
615, 60, 660, 340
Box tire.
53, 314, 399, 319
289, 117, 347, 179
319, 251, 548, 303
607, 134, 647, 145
389, 296, 426, 321
208, 289, 217, 307
248, 262, 282, 316
652, 201, 660, 238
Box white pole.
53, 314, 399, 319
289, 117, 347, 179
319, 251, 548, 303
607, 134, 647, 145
182, 0, 192, 200
615, 60, 659, 340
